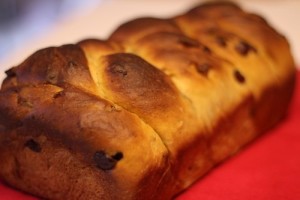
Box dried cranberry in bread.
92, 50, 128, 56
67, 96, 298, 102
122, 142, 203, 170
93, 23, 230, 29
0, 2, 296, 200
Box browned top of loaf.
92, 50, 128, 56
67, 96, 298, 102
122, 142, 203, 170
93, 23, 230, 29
0, 1, 296, 199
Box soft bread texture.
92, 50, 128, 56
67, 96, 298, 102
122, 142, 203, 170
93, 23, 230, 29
0, 2, 296, 200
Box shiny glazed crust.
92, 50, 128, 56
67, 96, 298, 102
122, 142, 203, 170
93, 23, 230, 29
0, 2, 296, 200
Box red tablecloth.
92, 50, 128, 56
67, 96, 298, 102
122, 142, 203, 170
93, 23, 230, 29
1, 71, 299, 200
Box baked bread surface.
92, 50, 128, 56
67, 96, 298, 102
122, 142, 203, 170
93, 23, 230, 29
0, 2, 296, 199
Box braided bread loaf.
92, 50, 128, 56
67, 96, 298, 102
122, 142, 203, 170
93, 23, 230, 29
0, 2, 296, 199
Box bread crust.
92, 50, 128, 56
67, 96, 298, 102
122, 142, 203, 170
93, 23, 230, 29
0, 1, 296, 199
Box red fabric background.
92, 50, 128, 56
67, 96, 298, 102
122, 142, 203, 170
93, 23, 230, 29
1, 71, 299, 200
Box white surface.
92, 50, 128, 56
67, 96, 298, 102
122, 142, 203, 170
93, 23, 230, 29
0, 0, 299, 82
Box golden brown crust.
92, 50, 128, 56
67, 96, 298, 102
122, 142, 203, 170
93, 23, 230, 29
109, 17, 181, 47
0, 1, 296, 200
0, 83, 172, 199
